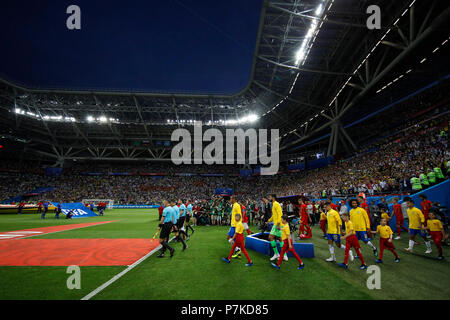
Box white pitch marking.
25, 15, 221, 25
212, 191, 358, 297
8, 231, 42, 234
81, 237, 175, 300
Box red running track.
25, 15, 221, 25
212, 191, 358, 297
0, 238, 160, 266
0, 221, 116, 240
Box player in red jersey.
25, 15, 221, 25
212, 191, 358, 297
328, 197, 338, 211
301, 200, 313, 239
240, 203, 253, 235
37, 201, 43, 214
391, 198, 408, 239
158, 203, 164, 221
298, 199, 306, 235
419, 194, 432, 226
357, 195, 370, 215
298, 199, 311, 238
193, 202, 200, 226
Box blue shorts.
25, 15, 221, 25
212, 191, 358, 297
228, 227, 236, 237
355, 231, 370, 242
327, 234, 341, 243
409, 229, 425, 237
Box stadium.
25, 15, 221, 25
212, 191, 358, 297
0, 0, 449, 305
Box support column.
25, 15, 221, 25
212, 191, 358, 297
327, 125, 335, 157
332, 122, 339, 155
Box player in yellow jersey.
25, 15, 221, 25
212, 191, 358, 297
349, 199, 378, 257
325, 201, 351, 262
265, 194, 288, 262
380, 208, 390, 223
222, 214, 253, 266
271, 215, 305, 270
424, 211, 447, 260
319, 209, 327, 238
371, 218, 400, 264
337, 213, 367, 270
227, 196, 242, 258
403, 197, 432, 254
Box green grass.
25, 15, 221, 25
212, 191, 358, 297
0, 209, 449, 300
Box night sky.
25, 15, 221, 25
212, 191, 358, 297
0, 0, 262, 94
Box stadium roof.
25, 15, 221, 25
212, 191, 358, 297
1, 0, 449, 163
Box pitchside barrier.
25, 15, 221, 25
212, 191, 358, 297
113, 205, 160, 209
0, 204, 56, 214
246, 232, 315, 258
51, 202, 98, 218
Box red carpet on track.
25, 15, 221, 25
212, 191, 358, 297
0, 221, 116, 240
0, 238, 160, 266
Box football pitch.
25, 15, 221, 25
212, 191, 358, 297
0, 209, 449, 300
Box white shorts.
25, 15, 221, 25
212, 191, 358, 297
243, 223, 249, 230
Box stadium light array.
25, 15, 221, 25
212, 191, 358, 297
86, 115, 119, 124
315, 3, 324, 16
165, 114, 259, 126
263, 0, 333, 123
14, 107, 76, 122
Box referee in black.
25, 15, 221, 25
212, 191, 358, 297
157, 200, 175, 258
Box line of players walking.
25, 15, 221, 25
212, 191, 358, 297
220, 193, 447, 271
157, 194, 446, 270
321, 196, 447, 270
222, 195, 305, 270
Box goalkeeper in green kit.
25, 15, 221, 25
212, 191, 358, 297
265, 194, 288, 262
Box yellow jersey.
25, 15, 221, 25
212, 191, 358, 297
235, 221, 244, 235
344, 220, 355, 235
407, 207, 424, 230
427, 219, 443, 232
376, 225, 393, 239
326, 209, 342, 234
268, 201, 282, 225
231, 202, 241, 227
281, 222, 290, 241
349, 207, 371, 231
381, 212, 390, 222
320, 212, 327, 221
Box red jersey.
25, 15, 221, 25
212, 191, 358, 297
393, 204, 403, 218
300, 204, 308, 220
241, 205, 248, 223
360, 202, 370, 214
421, 200, 432, 214
158, 205, 164, 216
